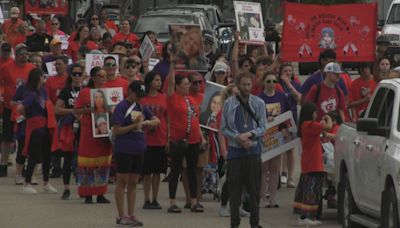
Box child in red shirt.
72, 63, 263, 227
293, 102, 332, 226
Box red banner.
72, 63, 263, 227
281, 2, 377, 62
25, 0, 68, 15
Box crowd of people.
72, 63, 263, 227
0, 5, 396, 228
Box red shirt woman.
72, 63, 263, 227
67, 26, 98, 62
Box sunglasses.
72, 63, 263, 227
71, 72, 82, 77
191, 80, 203, 85
91, 18, 99, 21
266, 80, 278, 84
125, 64, 137, 69
104, 62, 116, 67
16, 50, 28, 55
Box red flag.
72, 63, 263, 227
281, 2, 377, 62
25, 0, 68, 15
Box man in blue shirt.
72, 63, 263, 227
221, 71, 266, 228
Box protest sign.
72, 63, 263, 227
262, 111, 301, 162
234, 1, 265, 42
45, 59, 73, 76
91, 112, 110, 138
199, 81, 226, 131
85, 54, 119, 75
139, 35, 155, 60
25, 0, 68, 15
148, 58, 160, 71
59, 35, 69, 50
281, 2, 377, 62
169, 24, 207, 72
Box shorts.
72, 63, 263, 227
2, 108, 13, 142
115, 152, 144, 174
142, 146, 167, 175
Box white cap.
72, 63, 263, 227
324, 62, 343, 74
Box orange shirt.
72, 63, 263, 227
300, 121, 324, 173
0, 62, 35, 109
103, 76, 129, 97
2, 19, 23, 47
45, 74, 68, 104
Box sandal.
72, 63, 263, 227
167, 205, 182, 213
191, 203, 204, 212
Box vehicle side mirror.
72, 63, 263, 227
357, 118, 390, 137
378, 20, 385, 27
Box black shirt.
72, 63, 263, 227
25, 33, 53, 52
58, 86, 81, 109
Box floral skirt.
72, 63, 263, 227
77, 155, 112, 196
293, 172, 324, 219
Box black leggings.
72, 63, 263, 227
168, 143, 199, 199
62, 152, 75, 185
16, 138, 26, 165
25, 129, 51, 183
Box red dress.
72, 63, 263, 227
75, 87, 112, 196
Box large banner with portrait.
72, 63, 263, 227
85, 54, 119, 75
234, 1, 265, 42
262, 111, 301, 162
90, 87, 124, 138
200, 81, 226, 131
169, 24, 207, 72
25, 0, 68, 15
281, 2, 377, 62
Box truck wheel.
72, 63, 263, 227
381, 187, 399, 228
341, 173, 362, 228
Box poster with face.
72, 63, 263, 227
91, 112, 110, 138
234, 1, 265, 42
262, 111, 301, 162
199, 81, 226, 131
169, 24, 207, 72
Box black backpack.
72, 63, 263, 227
313, 83, 342, 105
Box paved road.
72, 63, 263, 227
0, 153, 341, 228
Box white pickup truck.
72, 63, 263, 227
335, 79, 400, 228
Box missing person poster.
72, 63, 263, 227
169, 24, 207, 72
262, 111, 301, 162
200, 81, 226, 131
234, 1, 265, 42
85, 54, 119, 75
139, 35, 155, 60
91, 112, 110, 138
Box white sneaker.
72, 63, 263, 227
239, 207, 250, 217
281, 175, 288, 184
15, 175, 24, 185
31, 177, 39, 185
23, 184, 38, 194
219, 206, 230, 217
43, 183, 58, 194
298, 218, 321, 226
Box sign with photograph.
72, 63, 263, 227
234, 1, 265, 42
85, 54, 119, 75
262, 111, 301, 162
91, 112, 110, 138
169, 24, 207, 72
139, 35, 155, 60
200, 81, 226, 131
45, 59, 73, 76
25, 0, 68, 15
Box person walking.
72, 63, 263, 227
221, 71, 266, 228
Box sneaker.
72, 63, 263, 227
219, 206, 230, 217
96, 195, 110, 204
281, 174, 288, 184
260, 198, 269, 208
298, 218, 321, 226
61, 189, 70, 200
15, 175, 24, 185
116, 216, 134, 226
143, 201, 153, 209
151, 201, 162, 209
43, 183, 58, 194
240, 207, 250, 217
31, 177, 39, 185
127, 216, 143, 227
85, 196, 93, 204
287, 178, 296, 188
23, 184, 38, 194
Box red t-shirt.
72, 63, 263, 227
167, 93, 201, 144
105, 20, 118, 32
67, 40, 98, 62
305, 83, 346, 120
141, 93, 168, 146
45, 74, 67, 104
2, 19, 23, 47
301, 121, 324, 173
1, 62, 35, 109
349, 77, 377, 118
112, 32, 139, 47
189, 91, 204, 106
341, 73, 352, 93
103, 77, 129, 97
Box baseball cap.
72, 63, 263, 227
212, 61, 228, 73
10, 7, 19, 18
50, 38, 62, 46
129, 80, 146, 98
15, 43, 28, 53
324, 62, 343, 74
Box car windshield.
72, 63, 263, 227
387, 4, 400, 24
135, 15, 197, 34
